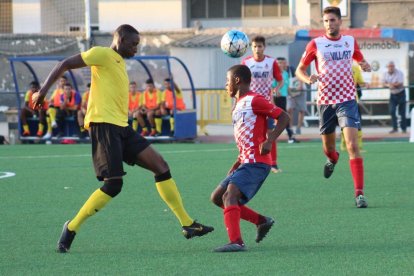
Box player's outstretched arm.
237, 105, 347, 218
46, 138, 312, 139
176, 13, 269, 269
32, 54, 86, 109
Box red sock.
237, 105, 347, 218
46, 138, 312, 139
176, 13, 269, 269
324, 150, 339, 164
239, 205, 266, 225
220, 205, 266, 225
271, 141, 277, 166
350, 158, 364, 196
224, 205, 242, 244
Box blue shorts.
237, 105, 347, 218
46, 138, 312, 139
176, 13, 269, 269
318, 100, 361, 135
220, 163, 271, 205
267, 117, 276, 129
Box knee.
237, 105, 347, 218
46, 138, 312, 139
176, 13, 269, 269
222, 186, 240, 206
100, 178, 123, 198
346, 140, 359, 156
210, 191, 222, 206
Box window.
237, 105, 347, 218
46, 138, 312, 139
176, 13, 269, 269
0, 0, 13, 33
263, 0, 278, 17
226, 0, 242, 18
191, 0, 207, 19
189, 0, 288, 19
244, 0, 260, 17
280, 0, 289, 16
209, 0, 224, 18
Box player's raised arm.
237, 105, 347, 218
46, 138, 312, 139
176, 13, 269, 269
32, 54, 86, 109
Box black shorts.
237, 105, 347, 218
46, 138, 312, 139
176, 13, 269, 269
90, 123, 151, 181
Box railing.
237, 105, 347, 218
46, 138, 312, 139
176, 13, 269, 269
195, 87, 413, 132
196, 89, 233, 135
304, 86, 413, 125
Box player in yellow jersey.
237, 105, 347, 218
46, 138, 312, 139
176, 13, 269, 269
340, 64, 368, 151
32, 24, 213, 253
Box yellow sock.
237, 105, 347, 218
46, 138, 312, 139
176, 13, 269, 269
155, 117, 162, 133
132, 119, 138, 131
155, 178, 193, 226
358, 130, 363, 149
68, 189, 112, 232
46, 116, 52, 133
38, 123, 44, 133
23, 124, 29, 132
49, 108, 56, 123
169, 117, 175, 132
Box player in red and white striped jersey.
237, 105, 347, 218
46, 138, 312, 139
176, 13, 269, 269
211, 64, 289, 252
296, 6, 371, 208
242, 35, 284, 173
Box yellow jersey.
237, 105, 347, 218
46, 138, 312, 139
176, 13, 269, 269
81, 47, 129, 129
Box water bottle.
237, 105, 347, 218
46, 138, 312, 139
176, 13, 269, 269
9, 131, 15, 145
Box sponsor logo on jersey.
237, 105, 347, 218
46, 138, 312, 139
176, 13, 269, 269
252, 71, 270, 78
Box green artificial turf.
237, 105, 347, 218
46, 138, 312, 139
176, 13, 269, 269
0, 141, 413, 275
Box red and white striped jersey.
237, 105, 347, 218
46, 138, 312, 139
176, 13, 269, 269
233, 92, 283, 165
242, 55, 283, 102
300, 35, 364, 105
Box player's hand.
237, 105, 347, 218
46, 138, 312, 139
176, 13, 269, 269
273, 89, 281, 97
31, 92, 45, 110
259, 140, 272, 155
359, 60, 371, 72
309, 74, 319, 84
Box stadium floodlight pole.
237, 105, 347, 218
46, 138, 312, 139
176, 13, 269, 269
84, 0, 91, 49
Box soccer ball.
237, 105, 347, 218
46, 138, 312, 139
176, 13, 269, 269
220, 30, 249, 58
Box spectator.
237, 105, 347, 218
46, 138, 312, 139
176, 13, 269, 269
43, 76, 67, 139
77, 83, 90, 138
382, 61, 406, 133
160, 78, 186, 136
21, 81, 47, 137
273, 57, 298, 143
137, 78, 162, 136
55, 82, 78, 137
286, 63, 307, 136
128, 81, 141, 131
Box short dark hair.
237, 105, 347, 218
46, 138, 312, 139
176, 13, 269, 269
64, 82, 72, 88
251, 35, 266, 46
114, 24, 139, 38
228, 65, 251, 85
129, 81, 136, 85
30, 81, 40, 88
276, 57, 286, 61
164, 78, 171, 82
145, 78, 154, 84
323, 6, 341, 19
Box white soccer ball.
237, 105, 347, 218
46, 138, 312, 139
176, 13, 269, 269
220, 30, 249, 58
